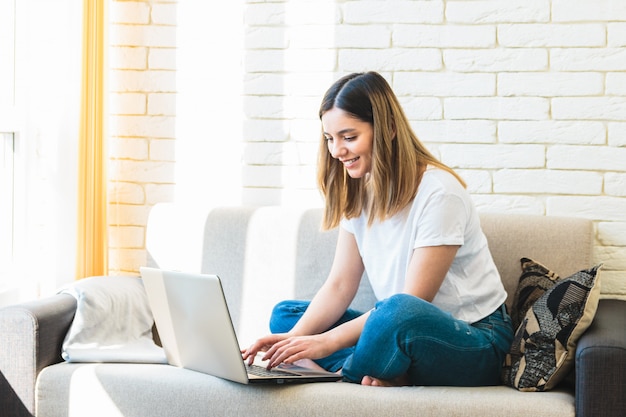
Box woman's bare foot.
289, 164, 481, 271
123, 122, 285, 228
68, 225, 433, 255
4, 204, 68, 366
361, 374, 411, 387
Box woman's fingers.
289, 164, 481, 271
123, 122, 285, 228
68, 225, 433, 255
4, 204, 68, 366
262, 338, 293, 365
269, 343, 302, 367
242, 333, 290, 365
266, 336, 321, 368
246, 334, 328, 370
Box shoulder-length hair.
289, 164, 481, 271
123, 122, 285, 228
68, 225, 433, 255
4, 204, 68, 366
317, 72, 465, 230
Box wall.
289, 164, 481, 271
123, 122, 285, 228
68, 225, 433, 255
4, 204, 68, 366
108, 0, 177, 274
108, 0, 626, 299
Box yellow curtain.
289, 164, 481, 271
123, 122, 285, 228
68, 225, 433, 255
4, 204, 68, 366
76, 0, 108, 279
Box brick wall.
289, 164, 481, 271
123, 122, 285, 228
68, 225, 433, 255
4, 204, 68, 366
108, 0, 626, 298
108, 0, 177, 274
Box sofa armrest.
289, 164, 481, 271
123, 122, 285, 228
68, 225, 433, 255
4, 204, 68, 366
575, 299, 626, 417
0, 294, 77, 417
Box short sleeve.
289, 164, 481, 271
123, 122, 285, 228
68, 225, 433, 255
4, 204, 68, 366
340, 217, 354, 234
413, 192, 468, 248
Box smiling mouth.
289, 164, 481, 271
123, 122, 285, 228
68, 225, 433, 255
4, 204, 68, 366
342, 157, 359, 167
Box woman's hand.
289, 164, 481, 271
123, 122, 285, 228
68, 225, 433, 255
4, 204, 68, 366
242, 333, 337, 370
260, 334, 337, 369
241, 333, 290, 366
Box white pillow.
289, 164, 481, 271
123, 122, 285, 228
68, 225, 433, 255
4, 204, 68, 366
59, 276, 167, 363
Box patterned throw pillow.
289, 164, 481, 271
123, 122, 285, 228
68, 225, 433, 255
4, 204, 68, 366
502, 258, 602, 392
510, 258, 561, 330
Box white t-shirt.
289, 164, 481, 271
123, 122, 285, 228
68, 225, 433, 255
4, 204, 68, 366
341, 168, 507, 323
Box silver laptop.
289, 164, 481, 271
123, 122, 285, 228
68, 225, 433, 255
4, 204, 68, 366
140, 267, 342, 384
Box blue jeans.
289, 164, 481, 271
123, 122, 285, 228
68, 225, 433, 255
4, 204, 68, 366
269, 294, 513, 386
269, 301, 362, 373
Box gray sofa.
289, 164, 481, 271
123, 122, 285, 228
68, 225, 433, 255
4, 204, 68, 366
1, 205, 624, 417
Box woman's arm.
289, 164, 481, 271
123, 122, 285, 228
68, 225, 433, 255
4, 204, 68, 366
288, 228, 365, 335
403, 245, 460, 301
242, 228, 365, 364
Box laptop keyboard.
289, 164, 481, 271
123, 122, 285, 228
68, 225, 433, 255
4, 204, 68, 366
247, 364, 295, 377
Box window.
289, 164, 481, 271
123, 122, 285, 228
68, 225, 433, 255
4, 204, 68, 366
0, 133, 14, 279
0, 0, 82, 304
0, 0, 15, 109
0, 0, 16, 302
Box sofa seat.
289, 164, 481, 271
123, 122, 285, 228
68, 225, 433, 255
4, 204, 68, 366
36, 362, 576, 417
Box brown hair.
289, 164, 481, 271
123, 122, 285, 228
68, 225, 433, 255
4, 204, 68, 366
317, 72, 465, 230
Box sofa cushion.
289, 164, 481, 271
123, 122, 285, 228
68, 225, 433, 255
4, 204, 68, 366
36, 362, 576, 417
59, 276, 166, 363
502, 259, 602, 391
509, 258, 561, 330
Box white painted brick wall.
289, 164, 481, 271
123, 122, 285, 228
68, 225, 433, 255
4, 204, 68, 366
493, 170, 603, 195
547, 146, 626, 171
147, 93, 176, 115
445, 48, 548, 72
148, 48, 176, 70
412, 120, 496, 143
108, 0, 177, 275
606, 173, 626, 197
344, 1, 443, 24
552, 0, 626, 21
394, 25, 495, 48
109, 0, 625, 298
110, 1, 150, 25
498, 121, 605, 145
609, 123, 626, 147
498, 24, 606, 47
551, 48, 626, 71
395, 72, 495, 96
150, 3, 177, 25
440, 144, 546, 169
110, 93, 146, 115
445, 97, 550, 120
446, 0, 550, 23
610, 23, 626, 47
498, 72, 604, 96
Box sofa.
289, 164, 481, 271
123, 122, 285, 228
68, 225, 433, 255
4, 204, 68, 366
1, 204, 624, 417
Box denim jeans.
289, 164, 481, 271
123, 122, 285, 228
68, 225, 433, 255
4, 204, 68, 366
269, 293, 513, 386
269, 301, 362, 373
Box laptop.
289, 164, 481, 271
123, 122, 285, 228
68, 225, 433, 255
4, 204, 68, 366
139, 267, 342, 384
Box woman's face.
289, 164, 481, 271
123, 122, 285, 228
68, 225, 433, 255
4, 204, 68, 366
321, 107, 374, 179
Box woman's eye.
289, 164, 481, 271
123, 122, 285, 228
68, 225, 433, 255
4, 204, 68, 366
344, 136, 356, 142
324, 136, 333, 142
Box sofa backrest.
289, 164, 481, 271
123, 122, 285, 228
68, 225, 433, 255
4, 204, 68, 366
478, 213, 594, 308
146, 204, 594, 345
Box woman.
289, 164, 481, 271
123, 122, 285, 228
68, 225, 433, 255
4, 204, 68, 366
242, 71, 513, 386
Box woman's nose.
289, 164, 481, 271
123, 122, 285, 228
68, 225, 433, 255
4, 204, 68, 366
329, 140, 345, 159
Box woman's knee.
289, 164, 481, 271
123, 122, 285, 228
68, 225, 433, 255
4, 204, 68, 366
369, 294, 448, 336
373, 294, 429, 319
269, 300, 309, 333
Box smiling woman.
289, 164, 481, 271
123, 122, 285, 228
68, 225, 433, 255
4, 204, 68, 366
242, 72, 513, 388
